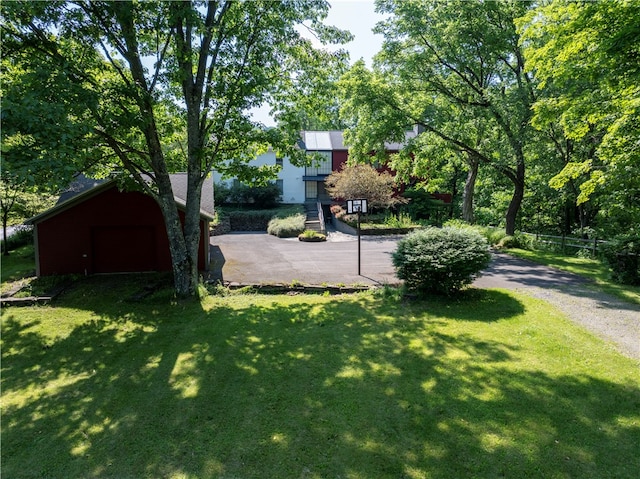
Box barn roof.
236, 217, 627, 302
27, 173, 215, 225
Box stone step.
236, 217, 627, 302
304, 220, 323, 232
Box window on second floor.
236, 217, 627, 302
305, 151, 332, 176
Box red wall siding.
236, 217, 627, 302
35, 186, 208, 275
332, 150, 348, 172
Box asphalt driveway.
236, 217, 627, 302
210, 230, 400, 286
210, 230, 589, 290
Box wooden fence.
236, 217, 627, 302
522, 232, 608, 256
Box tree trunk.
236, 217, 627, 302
505, 160, 525, 236
2, 217, 8, 256
462, 157, 479, 223
183, 168, 205, 296
155, 172, 199, 298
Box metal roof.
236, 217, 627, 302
301, 130, 417, 152
301, 131, 334, 150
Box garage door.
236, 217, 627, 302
92, 226, 156, 273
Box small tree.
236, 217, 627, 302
325, 164, 402, 210
393, 226, 491, 295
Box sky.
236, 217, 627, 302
320, 0, 386, 67
251, 0, 386, 126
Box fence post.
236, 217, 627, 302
593, 237, 598, 257
562, 234, 566, 254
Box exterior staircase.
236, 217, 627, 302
304, 201, 325, 233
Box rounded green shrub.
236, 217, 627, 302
298, 230, 326, 242
392, 226, 491, 295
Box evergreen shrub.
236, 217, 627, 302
393, 226, 491, 295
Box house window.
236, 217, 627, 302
276, 179, 284, 196
305, 181, 318, 200
305, 151, 332, 176
276, 157, 283, 167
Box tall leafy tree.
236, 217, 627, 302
339, 0, 537, 234
2, 0, 348, 296
518, 0, 640, 235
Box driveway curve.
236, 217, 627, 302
210, 231, 639, 361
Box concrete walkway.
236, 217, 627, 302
210, 232, 639, 361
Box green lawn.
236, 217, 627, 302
2, 276, 639, 478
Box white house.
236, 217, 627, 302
213, 129, 419, 206
212, 148, 306, 204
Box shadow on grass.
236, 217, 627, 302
2, 279, 639, 478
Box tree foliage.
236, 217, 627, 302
518, 0, 640, 235
2, 0, 348, 296
336, 0, 637, 239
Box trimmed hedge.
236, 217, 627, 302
220, 205, 305, 232
229, 210, 275, 231
392, 226, 491, 295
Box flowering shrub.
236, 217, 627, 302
330, 204, 346, 219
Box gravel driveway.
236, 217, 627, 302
211, 232, 640, 362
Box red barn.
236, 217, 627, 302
27, 174, 214, 276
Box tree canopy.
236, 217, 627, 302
339, 0, 536, 234
337, 0, 638, 237
518, 0, 640, 233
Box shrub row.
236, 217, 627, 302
444, 219, 640, 286
228, 210, 275, 231
215, 182, 281, 209
600, 233, 640, 285
267, 214, 306, 238
219, 205, 304, 232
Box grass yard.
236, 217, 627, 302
2, 276, 639, 479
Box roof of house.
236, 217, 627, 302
27, 173, 215, 225
300, 130, 418, 152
